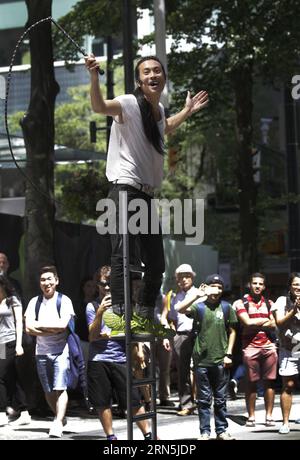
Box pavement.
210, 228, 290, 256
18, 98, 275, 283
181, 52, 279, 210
1, 392, 300, 441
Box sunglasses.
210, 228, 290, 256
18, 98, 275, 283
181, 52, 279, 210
97, 281, 110, 288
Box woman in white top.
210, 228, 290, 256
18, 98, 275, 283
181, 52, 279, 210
271, 272, 300, 434
0, 275, 30, 426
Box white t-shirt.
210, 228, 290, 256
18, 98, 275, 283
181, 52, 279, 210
106, 94, 165, 188
169, 286, 199, 333
25, 291, 75, 355
271, 296, 300, 348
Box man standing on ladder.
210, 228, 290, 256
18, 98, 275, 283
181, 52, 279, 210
85, 54, 208, 333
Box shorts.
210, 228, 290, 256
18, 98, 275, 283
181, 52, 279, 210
243, 346, 278, 382
87, 361, 142, 409
278, 348, 300, 376
36, 344, 70, 392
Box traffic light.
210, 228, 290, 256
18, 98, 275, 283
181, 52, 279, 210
90, 121, 97, 143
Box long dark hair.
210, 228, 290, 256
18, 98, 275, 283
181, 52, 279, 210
0, 275, 16, 298
287, 272, 300, 304
133, 56, 166, 155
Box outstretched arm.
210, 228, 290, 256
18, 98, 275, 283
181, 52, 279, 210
175, 285, 208, 314
85, 54, 122, 117
165, 90, 208, 135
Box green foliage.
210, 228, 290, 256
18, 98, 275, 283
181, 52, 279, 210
8, 62, 127, 224
55, 163, 109, 223
163, 0, 300, 273
53, 0, 153, 62
54, 84, 108, 223
166, 0, 300, 78
55, 85, 106, 151
7, 112, 24, 136
205, 210, 240, 262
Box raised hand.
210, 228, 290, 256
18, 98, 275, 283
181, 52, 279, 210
85, 53, 101, 74
185, 90, 209, 115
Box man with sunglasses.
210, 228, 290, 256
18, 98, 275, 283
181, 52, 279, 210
86, 266, 153, 440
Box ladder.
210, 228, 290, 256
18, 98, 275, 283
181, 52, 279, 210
120, 191, 157, 440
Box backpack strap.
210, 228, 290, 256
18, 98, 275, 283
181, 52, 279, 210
55, 292, 75, 332
193, 302, 206, 334
34, 292, 63, 321
242, 296, 249, 312
220, 300, 231, 326
56, 292, 63, 318
34, 295, 43, 321
265, 298, 272, 312
166, 290, 174, 311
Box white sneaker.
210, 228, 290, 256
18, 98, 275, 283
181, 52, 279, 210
0, 412, 8, 426
198, 432, 210, 440
279, 424, 290, 434
9, 411, 31, 426
49, 420, 63, 438
217, 431, 236, 440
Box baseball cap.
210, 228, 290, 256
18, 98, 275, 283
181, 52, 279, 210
205, 273, 224, 287
175, 264, 196, 277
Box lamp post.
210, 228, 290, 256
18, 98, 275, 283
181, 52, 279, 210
106, 35, 114, 148
154, 0, 168, 110
122, 0, 134, 94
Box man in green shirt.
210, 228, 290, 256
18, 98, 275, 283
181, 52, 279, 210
176, 274, 237, 440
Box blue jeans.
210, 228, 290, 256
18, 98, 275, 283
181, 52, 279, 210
36, 345, 70, 393
196, 364, 229, 435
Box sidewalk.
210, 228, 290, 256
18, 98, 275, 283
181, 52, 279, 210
1, 393, 300, 440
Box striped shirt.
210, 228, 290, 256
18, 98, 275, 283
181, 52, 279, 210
234, 295, 274, 348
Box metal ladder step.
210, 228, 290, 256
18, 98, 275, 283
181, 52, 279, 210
132, 411, 156, 422
131, 333, 156, 342
120, 190, 157, 440
132, 377, 156, 388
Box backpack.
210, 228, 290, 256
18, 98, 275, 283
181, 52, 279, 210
193, 300, 231, 335
35, 293, 88, 395
166, 290, 175, 311
242, 296, 277, 343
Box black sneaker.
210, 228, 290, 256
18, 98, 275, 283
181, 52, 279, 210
228, 379, 238, 400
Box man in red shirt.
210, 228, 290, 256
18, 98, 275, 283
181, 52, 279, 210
233, 273, 278, 427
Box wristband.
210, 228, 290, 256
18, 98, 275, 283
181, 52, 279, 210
225, 353, 232, 359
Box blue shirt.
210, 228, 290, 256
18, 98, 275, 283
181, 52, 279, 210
86, 301, 126, 363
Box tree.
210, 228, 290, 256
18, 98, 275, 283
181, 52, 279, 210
21, 0, 59, 301
165, 0, 300, 286
54, 85, 106, 151
53, 0, 152, 62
